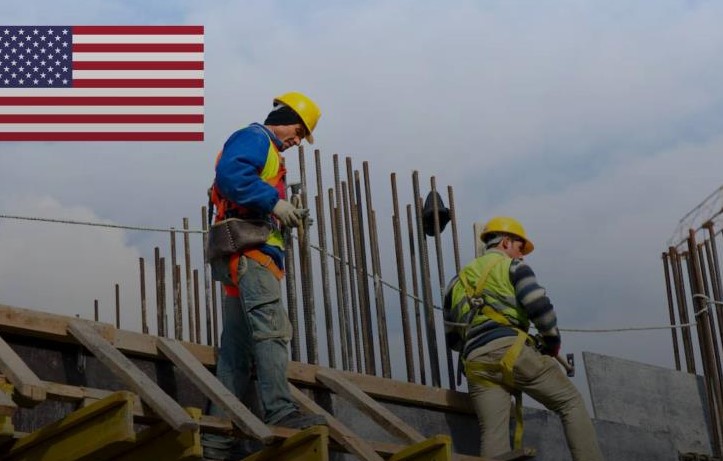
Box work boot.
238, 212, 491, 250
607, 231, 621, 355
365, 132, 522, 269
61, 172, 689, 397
274, 410, 327, 429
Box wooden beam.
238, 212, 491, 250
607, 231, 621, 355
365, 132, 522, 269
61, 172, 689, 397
1, 391, 136, 461
243, 425, 330, 461
156, 337, 274, 444
0, 304, 471, 416
289, 384, 384, 461
316, 368, 425, 444
388, 434, 452, 461
67, 319, 197, 432
111, 407, 203, 461
0, 384, 17, 417
0, 334, 46, 403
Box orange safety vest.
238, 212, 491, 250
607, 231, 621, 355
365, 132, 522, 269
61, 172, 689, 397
210, 130, 286, 296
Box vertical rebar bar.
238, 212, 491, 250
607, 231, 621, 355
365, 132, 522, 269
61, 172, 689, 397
447, 186, 462, 273
183, 218, 195, 343
175, 265, 182, 336
329, 188, 351, 371
430, 177, 456, 390
139, 257, 148, 335
669, 246, 696, 373
363, 162, 391, 378
170, 230, 182, 340
155, 247, 163, 336
333, 155, 354, 370
391, 173, 415, 382
202, 206, 213, 346
194, 269, 201, 343
315, 150, 336, 369
705, 222, 723, 349
407, 204, 426, 385
211, 279, 219, 347
698, 242, 723, 395
662, 253, 681, 371
114, 284, 120, 329
687, 230, 723, 457
284, 220, 301, 362
413, 171, 441, 387
342, 181, 363, 373
94, 299, 99, 322
353, 169, 376, 375
298, 146, 318, 364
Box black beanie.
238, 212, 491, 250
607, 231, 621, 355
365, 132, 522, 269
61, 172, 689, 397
264, 104, 303, 127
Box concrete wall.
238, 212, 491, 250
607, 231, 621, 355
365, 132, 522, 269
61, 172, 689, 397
584, 351, 713, 456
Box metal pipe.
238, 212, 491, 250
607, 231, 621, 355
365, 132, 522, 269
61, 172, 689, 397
391, 173, 415, 383
353, 169, 376, 375
139, 257, 148, 335
183, 218, 195, 343
329, 188, 351, 371
662, 253, 681, 371
342, 181, 363, 373
363, 162, 391, 378
170, 230, 182, 340
115, 283, 120, 329
202, 206, 213, 346
314, 150, 336, 369
431, 177, 456, 390
412, 171, 441, 387
298, 146, 318, 364
669, 246, 696, 373
407, 204, 426, 385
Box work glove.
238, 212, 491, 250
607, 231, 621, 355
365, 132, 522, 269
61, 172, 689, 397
539, 334, 561, 357
272, 199, 308, 228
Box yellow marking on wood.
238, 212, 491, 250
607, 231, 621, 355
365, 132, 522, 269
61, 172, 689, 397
389, 435, 452, 461
243, 425, 329, 461
3, 391, 136, 461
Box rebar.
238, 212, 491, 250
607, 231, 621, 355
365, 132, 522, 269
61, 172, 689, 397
353, 169, 376, 375
315, 150, 336, 369
94, 299, 99, 322
194, 269, 201, 343
447, 186, 462, 273
202, 206, 213, 346
391, 173, 415, 382
170, 229, 182, 340
154, 247, 163, 337
333, 155, 354, 370
211, 279, 219, 347
413, 171, 441, 387
115, 283, 120, 329
139, 257, 148, 335
329, 188, 351, 371
662, 253, 681, 371
298, 146, 318, 364
364, 162, 391, 378
669, 246, 696, 373
284, 216, 301, 363
342, 181, 364, 373
407, 204, 426, 385
705, 222, 723, 348
183, 218, 195, 343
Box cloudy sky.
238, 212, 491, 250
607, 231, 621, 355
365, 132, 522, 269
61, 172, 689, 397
2, 0, 723, 397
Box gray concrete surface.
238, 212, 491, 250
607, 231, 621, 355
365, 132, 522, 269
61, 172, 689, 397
584, 351, 713, 456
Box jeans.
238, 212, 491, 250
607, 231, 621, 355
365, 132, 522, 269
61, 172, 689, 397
202, 256, 296, 459
466, 336, 604, 461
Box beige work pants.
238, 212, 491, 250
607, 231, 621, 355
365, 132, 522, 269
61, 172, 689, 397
466, 336, 604, 461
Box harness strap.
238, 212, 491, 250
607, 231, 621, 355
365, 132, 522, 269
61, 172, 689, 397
222, 249, 284, 298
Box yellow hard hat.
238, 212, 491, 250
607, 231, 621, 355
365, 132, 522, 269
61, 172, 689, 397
273, 92, 321, 144
480, 216, 535, 255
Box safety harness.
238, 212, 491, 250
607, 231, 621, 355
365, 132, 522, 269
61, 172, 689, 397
457, 254, 530, 450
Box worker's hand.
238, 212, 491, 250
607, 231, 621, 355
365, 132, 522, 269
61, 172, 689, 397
539, 334, 561, 357
273, 199, 301, 228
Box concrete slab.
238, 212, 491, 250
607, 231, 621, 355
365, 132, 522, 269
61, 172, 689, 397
584, 351, 713, 455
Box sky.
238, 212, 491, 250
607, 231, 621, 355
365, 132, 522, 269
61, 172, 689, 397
2, 0, 723, 401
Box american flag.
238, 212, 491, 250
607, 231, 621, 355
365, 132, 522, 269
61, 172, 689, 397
0, 25, 204, 141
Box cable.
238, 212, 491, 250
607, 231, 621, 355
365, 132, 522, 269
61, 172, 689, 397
0, 213, 204, 234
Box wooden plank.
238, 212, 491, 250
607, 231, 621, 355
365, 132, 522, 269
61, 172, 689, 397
0, 334, 46, 403
156, 337, 274, 444
0, 304, 471, 416
289, 384, 384, 461
388, 434, 452, 461
0, 384, 17, 417
2, 391, 136, 461
111, 407, 203, 461
67, 319, 197, 432
316, 368, 425, 443
243, 425, 329, 461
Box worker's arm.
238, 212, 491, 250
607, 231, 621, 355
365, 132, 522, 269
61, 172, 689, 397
215, 124, 280, 214
510, 260, 561, 356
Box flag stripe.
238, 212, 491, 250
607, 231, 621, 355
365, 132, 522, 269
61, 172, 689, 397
0, 96, 204, 106
73, 26, 204, 35
0, 123, 202, 132
73, 34, 204, 44
73, 52, 203, 61
73, 43, 204, 53
0, 114, 203, 123
73, 70, 204, 79
0, 105, 203, 114
73, 79, 204, 88
73, 61, 204, 70
0, 88, 203, 96
0, 132, 204, 141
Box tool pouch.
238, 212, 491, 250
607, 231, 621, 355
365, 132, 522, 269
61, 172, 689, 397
207, 218, 272, 260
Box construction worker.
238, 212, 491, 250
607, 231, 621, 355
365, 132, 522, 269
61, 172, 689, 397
202, 92, 326, 460
444, 216, 604, 461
